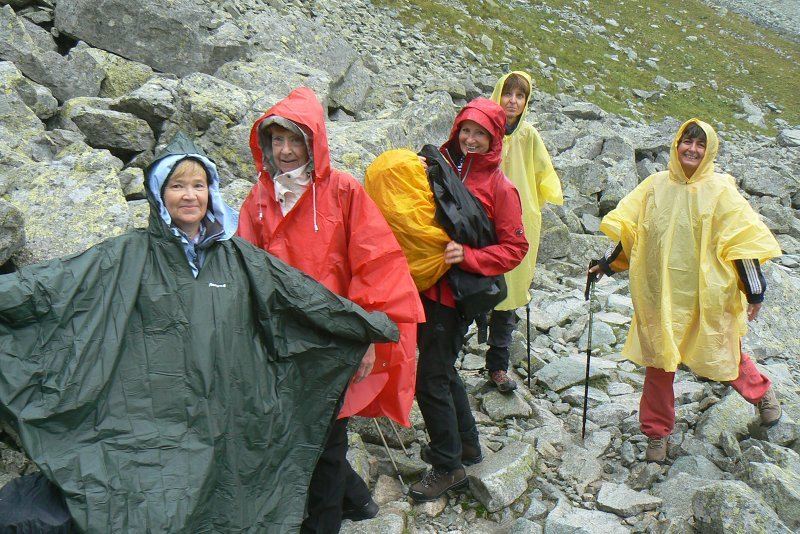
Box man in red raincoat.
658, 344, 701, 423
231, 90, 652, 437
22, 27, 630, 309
237, 87, 424, 533
410, 98, 528, 502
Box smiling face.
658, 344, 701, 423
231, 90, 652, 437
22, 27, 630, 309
677, 135, 707, 178
458, 120, 492, 155
270, 124, 309, 174
163, 160, 209, 237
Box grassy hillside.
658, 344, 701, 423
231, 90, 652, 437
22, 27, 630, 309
375, 0, 799, 133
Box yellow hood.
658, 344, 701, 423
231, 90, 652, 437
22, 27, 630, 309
490, 71, 532, 128
668, 118, 719, 184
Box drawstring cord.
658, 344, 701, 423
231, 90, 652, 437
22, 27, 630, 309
311, 179, 319, 232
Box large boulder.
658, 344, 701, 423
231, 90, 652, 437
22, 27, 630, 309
59, 98, 155, 156
544, 499, 629, 534
745, 462, 800, 529
110, 77, 179, 132
54, 0, 248, 76
467, 441, 536, 512
395, 92, 455, 150
0, 61, 58, 120
0, 200, 25, 265
82, 48, 154, 99
744, 264, 800, 360
692, 480, 792, 534
4, 145, 130, 263
695, 390, 757, 445
326, 119, 407, 181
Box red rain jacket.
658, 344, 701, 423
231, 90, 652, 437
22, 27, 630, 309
423, 98, 528, 307
237, 87, 424, 426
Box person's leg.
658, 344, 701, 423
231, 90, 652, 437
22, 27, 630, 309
301, 417, 349, 534
486, 310, 517, 373
341, 461, 378, 521
415, 297, 466, 471
729, 352, 772, 403
639, 367, 676, 438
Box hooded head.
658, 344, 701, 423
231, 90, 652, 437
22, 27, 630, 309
668, 119, 719, 183
250, 87, 331, 183
145, 132, 238, 240
443, 97, 506, 171
491, 71, 532, 130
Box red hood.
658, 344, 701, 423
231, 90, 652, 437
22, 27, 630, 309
249, 87, 332, 182
441, 97, 506, 172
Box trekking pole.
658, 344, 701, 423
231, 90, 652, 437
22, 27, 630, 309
582, 260, 599, 441
526, 303, 531, 389
387, 419, 412, 457
373, 419, 405, 487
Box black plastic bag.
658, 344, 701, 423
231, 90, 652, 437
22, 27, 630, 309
419, 144, 507, 319
0, 473, 74, 533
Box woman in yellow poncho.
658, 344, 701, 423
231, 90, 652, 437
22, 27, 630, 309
590, 119, 782, 462
484, 71, 563, 392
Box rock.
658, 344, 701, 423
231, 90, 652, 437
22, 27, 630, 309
220, 179, 255, 214
529, 298, 585, 331
83, 48, 154, 99
667, 455, 724, 480
372, 474, 404, 506
745, 462, 800, 529
481, 390, 532, 421
117, 167, 144, 197
578, 319, 616, 349
467, 441, 536, 512
561, 386, 609, 408
214, 52, 332, 109
673, 381, 705, 404
652, 473, 717, 522
4, 147, 130, 263
596, 482, 662, 517
346, 432, 372, 485
562, 102, 607, 121
396, 92, 455, 150
544, 499, 629, 533
627, 462, 663, 490
538, 207, 571, 260
749, 414, 800, 446
509, 518, 543, 534
739, 166, 798, 199
54, 0, 248, 76
557, 445, 603, 493
745, 265, 800, 359
695, 391, 756, 445
0, 61, 58, 120
524, 496, 550, 520
111, 77, 179, 131
565, 233, 610, 270
0, 200, 25, 265
739, 95, 766, 128
331, 59, 372, 116
59, 99, 155, 155
173, 73, 254, 132
326, 119, 407, 181
461, 353, 485, 371
536, 356, 609, 392
777, 129, 800, 147
692, 480, 793, 534
349, 416, 415, 448
340, 510, 406, 534
607, 382, 635, 396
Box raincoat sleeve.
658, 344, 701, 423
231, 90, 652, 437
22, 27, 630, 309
599, 175, 653, 257
236, 186, 265, 248
460, 181, 528, 276
714, 176, 782, 264
530, 128, 563, 208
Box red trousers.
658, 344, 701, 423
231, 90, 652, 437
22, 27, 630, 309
639, 352, 772, 438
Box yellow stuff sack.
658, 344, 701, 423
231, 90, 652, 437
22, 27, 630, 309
365, 149, 449, 291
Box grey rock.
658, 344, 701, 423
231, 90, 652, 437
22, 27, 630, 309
349, 416, 415, 448
467, 441, 536, 512
587, 402, 636, 428
332, 59, 372, 116
111, 77, 179, 131
565, 233, 610, 271
777, 129, 800, 147
59, 99, 154, 154
396, 91, 455, 150
529, 297, 585, 331
578, 319, 616, 350
596, 482, 662, 516
739, 166, 798, 199
557, 445, 603, 493
749, 413, 800, 446
524, 496, 550, 520
117, 167, 144, 197
695, 391, 756, 445
627, 462, 663, 490
0, 61, 58, 120
0, 200, 25, 265
340, 510, 406, 534
668, 455, 724, 480
372, 474, 403, 506
481, 390, 532, 421
219, 179, 255, 213
346, 432, 371, 485
174, 73, 254, 132
82, 48, 154, 99
461, 353, 486, 371
745, 265, 800, 359
544, 499, 629, 534
561, 386, 609, 408
538, 207, 571, 260
215, 53, 332, 109
536, 356, 609, 392
562, 102, 607, 121
745, 461, 800, 529
326, 119, 407, 181
739, 95, 766, 128
652, 473, 716, 522
692, 480, 792, 534
509, 518, 543, 534
54, 0, 248, 76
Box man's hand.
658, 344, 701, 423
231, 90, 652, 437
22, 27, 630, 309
418, 156, 428, 170
353, 344, 375, 383
747, 303, 762, 322
444, 241, 464, 265
588, 263, 604, 281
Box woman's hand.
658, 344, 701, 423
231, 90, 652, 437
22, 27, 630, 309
418, 156, 428, 170
588, 263, 604, 281
353, 344, 375, 383
444, 241, 465, 264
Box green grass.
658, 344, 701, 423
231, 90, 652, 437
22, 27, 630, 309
374, 0, 800, 133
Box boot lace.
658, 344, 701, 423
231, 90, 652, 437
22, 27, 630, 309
420, 468, 443, 487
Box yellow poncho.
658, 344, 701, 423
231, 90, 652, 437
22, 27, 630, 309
490, 71, 563, 310
600, 119, 781, 381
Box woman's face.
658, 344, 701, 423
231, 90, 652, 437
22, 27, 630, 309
500, 88, 527, 124
164, 168, 209, 233
677, 136, 706, 177
458, 120, 491, 155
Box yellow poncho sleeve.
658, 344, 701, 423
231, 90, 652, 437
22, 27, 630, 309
598, 174, 655, 256
530, 128, 563, 209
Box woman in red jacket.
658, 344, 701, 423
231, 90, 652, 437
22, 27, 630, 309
237, 87, 423, 533
410, 98, 528, 502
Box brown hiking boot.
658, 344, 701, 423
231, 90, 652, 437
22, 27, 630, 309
420, 442, 483, 466
489, 370, 517, 394
645, 437, 667, 463
408, 466, 468, 502
757, 388, 782, 427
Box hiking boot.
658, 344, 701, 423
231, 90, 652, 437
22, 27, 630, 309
408, 467, 468, 502
757, 388, 782, 427
489, 369, 517, 394
645, 437, 667, 463
342, 497, 379, 522
420, 442, 483, 466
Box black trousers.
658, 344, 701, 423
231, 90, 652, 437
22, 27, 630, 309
301, 417, 372, 534
486, 309, 519, 373
416, 297, 479, 471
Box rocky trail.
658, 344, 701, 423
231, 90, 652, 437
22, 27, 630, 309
1, 0, 799, 532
